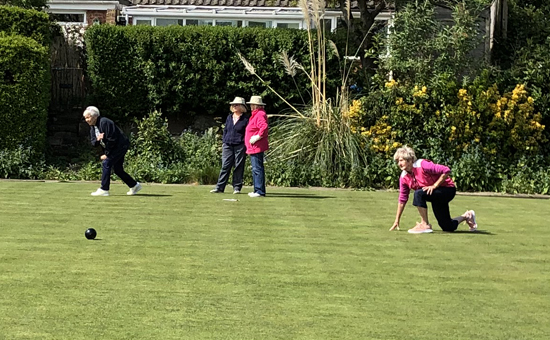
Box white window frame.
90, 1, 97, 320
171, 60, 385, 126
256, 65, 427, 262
134, 17, 154, 26
244, 20, 274, 28
50, 11, 87, 25
184, 18, 214, 26
273, 21, 302, 29
213, 19, 243, 27
155, 18, 184, 26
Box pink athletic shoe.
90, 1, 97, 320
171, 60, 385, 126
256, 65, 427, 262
408, 222, 433, 234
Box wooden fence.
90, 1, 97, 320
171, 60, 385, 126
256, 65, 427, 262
48, 34, 89, 147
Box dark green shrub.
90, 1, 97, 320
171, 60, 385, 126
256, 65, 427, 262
0, 0, 47, 10
0, 34, 50, 153
175, 127, 221, 184
129, 110, 180, 163
85, 26, 149, 124
0, 145, 44, 179
0, 6, 52, 46
118, 111, 221, 184
500, 157, 550, 195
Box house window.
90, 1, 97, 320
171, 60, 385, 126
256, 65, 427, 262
50, 13, 85, 24
276, 22, 300, 29
135, 19, 153, 26
247, 21, 272, 28
215, 20, 243, 27
157, 18, 184, 26
313, 18, 333, 32
186, 19, 213, 26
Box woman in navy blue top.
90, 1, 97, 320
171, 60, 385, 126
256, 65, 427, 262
83, 106, 142, 197
210, 97, 249, 194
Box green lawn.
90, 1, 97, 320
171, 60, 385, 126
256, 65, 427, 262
0, 181, 548, 340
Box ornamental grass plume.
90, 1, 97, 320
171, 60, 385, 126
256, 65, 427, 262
278, 51, 306, 104
237, 52, 303, 118
236, 0, 373, 187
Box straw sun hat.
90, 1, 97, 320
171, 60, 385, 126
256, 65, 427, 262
246, 96, 266, 106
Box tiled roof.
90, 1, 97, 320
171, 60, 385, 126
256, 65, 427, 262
130, 0, 361, 8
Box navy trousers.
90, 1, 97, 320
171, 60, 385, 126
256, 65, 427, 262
101, 145, 137, 191
413, 186, 458, 232
215, 143, 247, 192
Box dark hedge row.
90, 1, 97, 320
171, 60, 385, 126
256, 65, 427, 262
85, 25, 339, 124
0, 6, 51, 153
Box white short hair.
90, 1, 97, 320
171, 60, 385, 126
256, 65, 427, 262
83, 106, 100, 118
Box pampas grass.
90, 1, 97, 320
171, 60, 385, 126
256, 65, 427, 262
237, 0, 370, 186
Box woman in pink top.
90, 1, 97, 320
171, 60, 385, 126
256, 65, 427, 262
389, 146, 478, 234
245, 96, 269, 197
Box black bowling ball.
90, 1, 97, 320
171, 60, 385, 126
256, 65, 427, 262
85, 228, 97, 240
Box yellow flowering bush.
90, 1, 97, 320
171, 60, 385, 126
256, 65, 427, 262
346, 99, 367, 134
446, 87, 485, 152
489, 84, 545, 152
363, 115, 402, 153
385, 79, 398, 89
446, 83, 546, 154
349, 73, 549, 193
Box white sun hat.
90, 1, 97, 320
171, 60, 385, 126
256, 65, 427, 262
229, 97, 246, 105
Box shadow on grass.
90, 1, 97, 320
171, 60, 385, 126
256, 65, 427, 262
446, 230, 494, 235
130, 194, 173, 197
267, 193, 335, 199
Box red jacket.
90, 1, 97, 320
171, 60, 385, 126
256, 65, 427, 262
245, 108, 269, 154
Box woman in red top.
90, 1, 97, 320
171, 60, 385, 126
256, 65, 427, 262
390, 146, 478, 234
244, 96, 269, 197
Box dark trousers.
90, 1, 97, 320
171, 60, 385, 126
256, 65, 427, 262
413, 186, 458, 232
215, 143, 246, 192
250, 152, 266, 196
101, 146, 137, 191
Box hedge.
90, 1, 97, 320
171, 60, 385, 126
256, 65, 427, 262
85, 25, 340, 124
0, 5, 52, 46
0, 34, 50, 152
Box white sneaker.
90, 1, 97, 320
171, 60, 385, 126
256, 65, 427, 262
248, 192, 262, 198
127, 183, 142, 196
210, 188, 222, 193
233, 189, 241, 194
467, 210, 478, 231
91, 188, 109, 196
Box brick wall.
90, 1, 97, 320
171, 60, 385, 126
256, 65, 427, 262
106, 9, 117, 25
86, 10, 106, 26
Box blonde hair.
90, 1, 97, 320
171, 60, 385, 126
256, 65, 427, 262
230, 104, 247, 113
393, 145, 417, 162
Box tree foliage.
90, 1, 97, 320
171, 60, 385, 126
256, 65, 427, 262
332, 0, 491, 75
381, 0, 486, 85
499, 0, 550, 152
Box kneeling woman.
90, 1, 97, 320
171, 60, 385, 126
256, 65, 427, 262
390, 146, 477, 234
